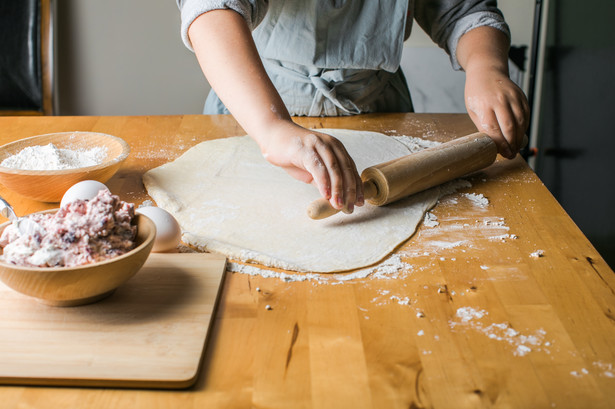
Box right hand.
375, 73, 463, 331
259, 122, 364, 212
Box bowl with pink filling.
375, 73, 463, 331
0, 190, 155, 306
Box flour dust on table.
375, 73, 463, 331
144, 129, 448, 273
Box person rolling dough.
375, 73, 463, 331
175, 0, 529, 213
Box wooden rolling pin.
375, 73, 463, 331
307, 132, 506, 220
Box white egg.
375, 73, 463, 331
61, 180, 110, 208
136, 206, 182, 253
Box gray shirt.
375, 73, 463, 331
177, 0, 510, 115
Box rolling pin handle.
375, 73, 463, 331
307, 180, 378, 220
307, 198, 342, 220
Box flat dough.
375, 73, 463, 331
143, 129, 441, 273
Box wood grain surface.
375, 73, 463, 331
0, 114, 613, 409
0, 253, 227, 388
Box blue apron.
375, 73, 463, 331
204, 0, 413, 116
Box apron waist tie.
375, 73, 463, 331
263, 59, 395, 116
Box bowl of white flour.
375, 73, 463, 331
0, 131, 130, 202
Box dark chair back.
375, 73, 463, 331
0, 0, 54, 115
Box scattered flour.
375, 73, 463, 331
461, 192, 489, 208
489, 233, 518, 241
393, 135, 441, 152
227, 262, 324, 283
593, 361, 615, 378
226, 253, 414, 284
1, 143, 107, 170
427, 240, 468, 250
483, 218, 506, 227
567, 362, 615, 379
390, 295, 411, 305
456, 306, 488, 322
423, 212, 439, 227
450, 307, 550, 356
530, 250, 545, 258
570, 368, 589, 378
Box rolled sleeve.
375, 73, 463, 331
176, 0, 268, 51
446, 11, 510, 70
414, 0, 510, 70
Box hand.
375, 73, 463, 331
189, 11, 363, 212
456, 26, 530, 159
259, 122, 364, 212
464, 68, 530, 159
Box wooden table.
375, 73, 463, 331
0, 114, 614, 409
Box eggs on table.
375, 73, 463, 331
60, 180, 109, 208
134, 206, 182, 252
61, 180, 181, 253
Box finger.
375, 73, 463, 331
307, 142, 344, 209
301, 149, 332, 202
514, 94, 531, 145
354, 158, 364, 206
493, 105, 519, 156
510, 100, 529, 149
472, 108, 514, 159
328, 140, 361, 212
496, 104, 524, 159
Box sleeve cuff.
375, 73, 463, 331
179, 0, 256, 52
447, 11, 511, 71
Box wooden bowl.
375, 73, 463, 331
0, 212, 155, 307
0, 132, 130, 202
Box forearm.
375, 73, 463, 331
187, 9, 363, 210
188, 9, 294, 145
456, 26, 510, 77
455, 26, 529, 159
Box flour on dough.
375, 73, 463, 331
143, 129, 442, 273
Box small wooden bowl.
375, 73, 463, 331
0, 132, 130, 202
0, 212, 155, 307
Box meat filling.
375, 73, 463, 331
0, 190, 136, 267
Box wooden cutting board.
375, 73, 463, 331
0, 252, 227, 389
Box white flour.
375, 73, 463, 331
449, 306, 550, 356
568, 362, 615, 379
461, 192, 489, 208
227, 253, 414, 284
456, 306, 488, 322
393, 134, 441, 152
423, 212, 439, 227
1, 143, 107, 170
489, 233, 518, 241
593, 361, 615, 378
530, 250, 545, 258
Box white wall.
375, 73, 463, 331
57, 0, 207, 115
57, 0, 535, 116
